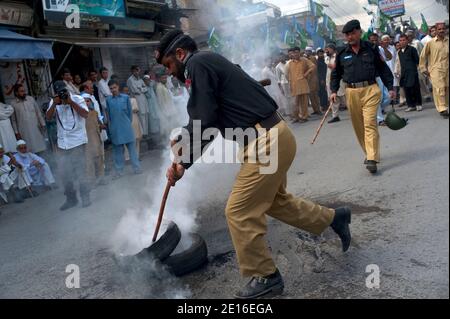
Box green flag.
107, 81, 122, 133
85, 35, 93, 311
316, 2, 324, 17
208, 28, 222, 53
420, 13, 429, 34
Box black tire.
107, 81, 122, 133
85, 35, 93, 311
137, 221, 181, 261
163, 233, 208, 277
115, 222, 182, 270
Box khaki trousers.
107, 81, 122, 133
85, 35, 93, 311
225, 121, 335, 277
345, 84, 382, 162
309, 92, 321, 113
292, 94, 310, 120
430, 74, 449, 113
432, 86, 449, 113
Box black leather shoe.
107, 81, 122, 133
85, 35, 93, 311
234, 269, 284, 299
328, 117, 341, 124
440, 111, 449, 119
366, 160, 378, 174
331, 207, 352, 252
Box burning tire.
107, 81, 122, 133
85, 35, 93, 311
136, 221, 181, 261
163, 233, 208, 277
115, 221, 182, 270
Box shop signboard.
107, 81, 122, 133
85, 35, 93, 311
378, 0, 405, 18
0, 3, 33, 27
42, 0, 126, 24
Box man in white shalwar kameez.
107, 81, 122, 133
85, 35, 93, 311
98, 67, 112, 114
0, 102, 18, 153
14, 140, 55, 188
0, 143, 30, 203
275, 55, 293, 117
262, 60, 288, 116
127, 66, 149, 136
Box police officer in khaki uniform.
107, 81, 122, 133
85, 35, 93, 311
156, 30, 352, 299
331, 20, 395, 174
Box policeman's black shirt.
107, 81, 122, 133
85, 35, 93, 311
331, 40, 394, 93
180, 51, 278, 169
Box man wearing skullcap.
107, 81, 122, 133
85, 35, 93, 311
14, 140, 56, 189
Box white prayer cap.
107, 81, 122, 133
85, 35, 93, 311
17, 140, 27, 147
81, 93, 91, 100
143, 75, 151, 80
305, 46, 313, 51
381, 34, 391, 41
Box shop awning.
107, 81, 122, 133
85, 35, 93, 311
0, 29, 54, 60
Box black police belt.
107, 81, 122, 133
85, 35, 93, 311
258, 111, 283, 130
247, 112, 284, 146
345, 80, 376, 88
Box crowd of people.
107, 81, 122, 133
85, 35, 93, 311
0, 65, 188, 210
0, 21, 448, 211
259, 22, 449, 125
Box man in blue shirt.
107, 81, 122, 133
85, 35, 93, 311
106, 80, 142, 179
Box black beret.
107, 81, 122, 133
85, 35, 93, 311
342, 20, 361, 33
155, 29, 184, 64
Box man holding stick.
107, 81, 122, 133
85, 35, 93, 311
330, 20, 395, 175
157, 30, 352, 299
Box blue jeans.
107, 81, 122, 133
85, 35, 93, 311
112, 142, 141, 173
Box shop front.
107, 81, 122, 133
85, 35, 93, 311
0, 29, 54, 106
39, 0, 162, 88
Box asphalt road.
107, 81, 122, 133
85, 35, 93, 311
0, 102, 448, 299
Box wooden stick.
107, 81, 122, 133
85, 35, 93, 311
18, 169, 34, 198
152, 181, 171, 243
311, 102, 333, 145
152, 163, 177, 243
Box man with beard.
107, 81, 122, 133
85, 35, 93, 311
156, 29, 352, 299
14, 140, 56, 189
11, 84, 47, 153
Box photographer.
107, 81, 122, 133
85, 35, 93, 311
46, 81, 91, 211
